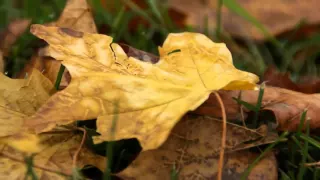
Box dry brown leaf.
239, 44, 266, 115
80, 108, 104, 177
264, 66, 320, 94
53, 0, 97, 33
223, 151, 277, 180
17, 0, 97, 86
263, 66, 301, 92
0, 19, 31, 56
0, 51, 3, 73
118, 115, 277, 179
27, 25, 258, 151
0, 132, 106, 179
195, 86, 320, 131
0, 69, 53, 152
194, 90, 245, 120
16, 53, 71, 89
168, 0, 320, 40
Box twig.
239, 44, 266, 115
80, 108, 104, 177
72, 127, 87, 169
0, 152, 70, 177
305, 161, 320, 167
214, 91, 227, 180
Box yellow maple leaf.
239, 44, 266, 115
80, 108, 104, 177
0, 69, 54, 152
0, 132, 106, 179
28, 25, 259, 150
118, 115, 277, 179
18, 0, 97, 87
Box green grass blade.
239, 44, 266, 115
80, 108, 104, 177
232, 97, 258, 111
282, 34, 320, 72
170, 164, 179, 180
54, 64, 65, 90
110, 6, 126, 39
241, 131, 289, 180
104, 102, 119, 180
161, 4, 176, 31
89, 0, 113, 25
292, 136, 314, 163
121, 0, 163, 32
223, 0, 281, 48
297, 110, 307, 136
299, 134, 320, 149
203, 15, 209, 37
111, 6, 125, 30
279, 168, 291, 180
314, 169, 320, 180
245, 38, 266, 75
253, 83, 265, 126
297, 121, 310, 180
25, 155, 38, 180
167, 49, 181, 55
146, 0, 164, 24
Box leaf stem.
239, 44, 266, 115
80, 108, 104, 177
72, 127, 87, 169
213, 91, 227, 180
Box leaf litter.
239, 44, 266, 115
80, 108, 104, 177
2, 0, 313, 179
118, 115, 278, 179
195, 86, 320, 131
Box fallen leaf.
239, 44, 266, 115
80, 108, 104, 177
0, 69, 53, 117
224, 151, 277, 180
118, 115, 277, 179
0, 69, 54, 152
194, 90, 245, 120
0, 19, 31, 56
16, 53, 71, 89
168, 0, 320, 40
195, 86, 320, 131
53, 0, 97, 33
263, 66, 300, 92
0, 132, 106, 179
28, 25, 258, 151
17, 0, 97, 87
0, 133, 41, 154
264, 66, 320, 94
0, 51, 3, 73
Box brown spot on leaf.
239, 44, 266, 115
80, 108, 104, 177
119, 43, 159, 64
59, 28, 83, 38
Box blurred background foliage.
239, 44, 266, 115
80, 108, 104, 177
3, 0, 320, 81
